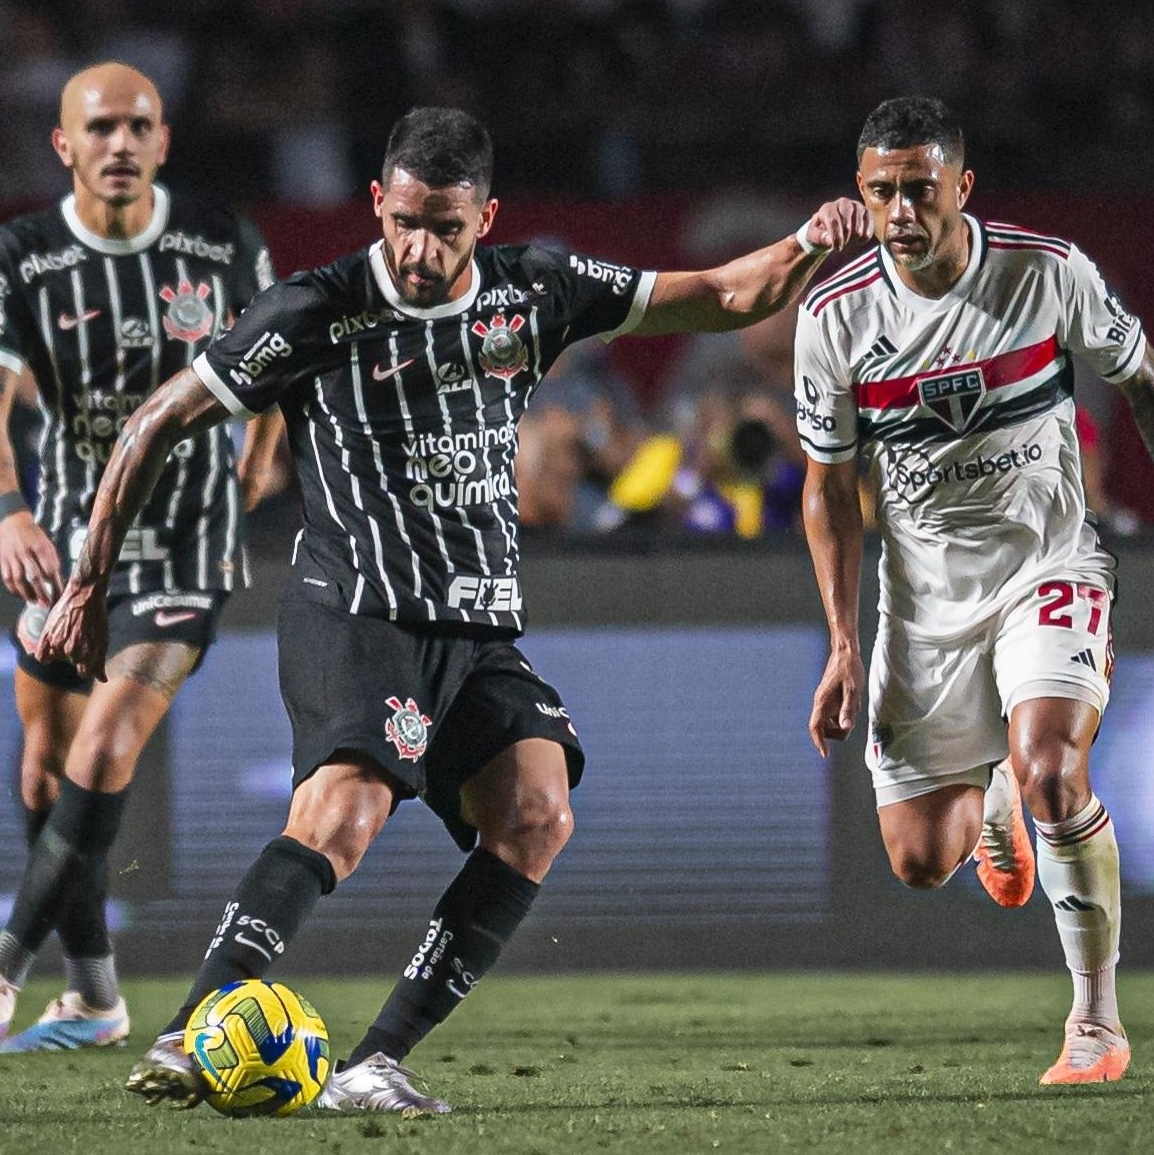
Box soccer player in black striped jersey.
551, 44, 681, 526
798, 97, 1154, 1085
38, 106, 871, 1112
0, 63, 280, 1053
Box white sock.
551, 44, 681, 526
1034, 795, 1121, 1029
981, 759, 1015, 828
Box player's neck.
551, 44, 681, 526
895, 224, 971, 299
71, 186, 156, 241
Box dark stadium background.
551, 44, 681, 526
3, 0, 1154, 977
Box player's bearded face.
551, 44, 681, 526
374, 170, 497, 308
857, 145, 972, 276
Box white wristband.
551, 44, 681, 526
795, 220, 828, 255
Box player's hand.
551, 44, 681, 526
0, 509, 64, 608
237, 458, 281, 512
34, 577, 110, 682
802, 199, 873, 253
808, 647, 866, 757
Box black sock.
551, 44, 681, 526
0, 781, 127, 976
21, 797, 112, 962
21, 800, 50, 847
161, 836, 336, 1036
55, 859, 113, 961
348, 849, 539, 1066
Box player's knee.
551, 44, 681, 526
889, 849, 954, 890
66, 728, 143, 789
20, 732, 68, 799
517, 796, 574, 856
1015, 744, 1089, 823
482, 796, 574, 877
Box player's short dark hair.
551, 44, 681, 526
381, 107, 494, 199
856, 97, 965, 167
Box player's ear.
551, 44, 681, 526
155, 124, 171, 167
476, 198, 498, 240
370, 180, 385, 219
957, 169, 975, 209
52, 127, 73, 169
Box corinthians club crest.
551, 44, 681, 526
385, 695, 432, 761
159, 278, 215, 344
471, 313, 528, 380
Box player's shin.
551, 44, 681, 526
160, 836, 336, 1036
0, 780, 128, 986
348, 848, 539, 1065
1034, 795, 1122, 1027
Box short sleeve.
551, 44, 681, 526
793, 306, 859, 463
1062, 244, 1146, 383
539, 247, 654, 345
0, 230, 33, 375
194, 277, 330, 418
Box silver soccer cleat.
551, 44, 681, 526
315, 1052, 451, 1115
124, 1033, 204, 1109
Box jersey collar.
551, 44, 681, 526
879, 213, 983, 312
369, 240, 481, 319
60, 184, 171, 254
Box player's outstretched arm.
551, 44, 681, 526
1114, 340, 1154, 460
802, 458, 866, 758
35, 367, 229, 680
632, 198, 872, 337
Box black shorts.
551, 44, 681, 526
277, 588, 585, 851
12, 590, 227, 693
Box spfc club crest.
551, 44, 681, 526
385, 695, 432, 761
471, 313, 527, 380
917, 364, 986, 433
159, 278, 214, 344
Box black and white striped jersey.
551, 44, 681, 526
0, 185, 273, 596
196, 240, 654, 632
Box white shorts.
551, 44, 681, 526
867, 576, 1113, 807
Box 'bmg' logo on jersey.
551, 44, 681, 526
917, 366, 986, 433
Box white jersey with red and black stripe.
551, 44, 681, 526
795, 214, 1146, 640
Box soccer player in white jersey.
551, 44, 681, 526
795, 96, 1154, 1084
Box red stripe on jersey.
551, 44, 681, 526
854, 334, 1061, 411
986, 221, 1070, 260
810, 270, 884, 317
804, 249, 881, 312
988, 237, 1070, 260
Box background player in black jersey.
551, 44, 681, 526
35, 106, 870, 1111
0, 63, 282, 1052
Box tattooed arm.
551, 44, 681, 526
36, 367, 228, 679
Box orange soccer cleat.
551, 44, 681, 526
1039, 1022, 1131, 1085
973, 762, 1036, 907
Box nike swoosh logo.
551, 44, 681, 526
58, 309, 102, 330
372, 358, 415, 382
154, 610, 198, 627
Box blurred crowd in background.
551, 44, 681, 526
3, 0, 1152, 543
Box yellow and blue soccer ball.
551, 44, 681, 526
184, 979, 330, 1117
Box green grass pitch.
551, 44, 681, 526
1, 972, 1149, 1154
